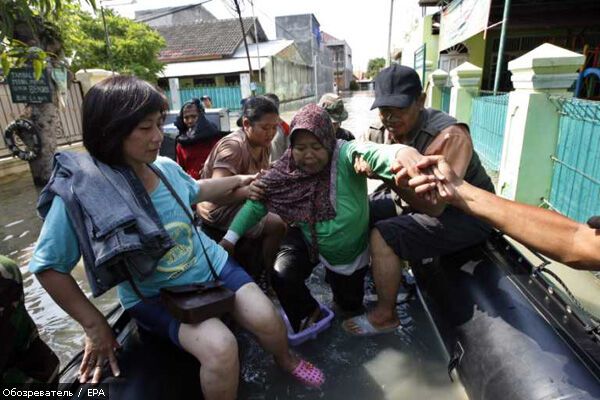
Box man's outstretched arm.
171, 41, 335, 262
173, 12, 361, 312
403, 156, 600, 270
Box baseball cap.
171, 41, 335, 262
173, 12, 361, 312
318, 93, 348, 122
370, 64, 422, 110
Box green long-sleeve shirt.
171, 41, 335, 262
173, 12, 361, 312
228, 141, 404, 266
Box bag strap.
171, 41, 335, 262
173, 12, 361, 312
148, 164, 220, 281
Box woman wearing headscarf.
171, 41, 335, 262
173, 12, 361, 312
174, 98, 224, 179
220, 103, 424, 333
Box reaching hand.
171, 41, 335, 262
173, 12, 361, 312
79, 319, 120, 385
248, 179, 266, 201
353, 155, 379, 178
219, 239, 235, 255
407, 155, 464, 205
390, 147, 429, 184
390, 147, 443, 204
238, 173, 258, 187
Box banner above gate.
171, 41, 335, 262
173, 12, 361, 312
439, 0, 492, 51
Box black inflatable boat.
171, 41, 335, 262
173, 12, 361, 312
58, 233, 600, 399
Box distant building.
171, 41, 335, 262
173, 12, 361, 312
153, 17, 313, 110
394, 0, 600, 91
322, 31, 353, 91
135, 4, 216, 28
275, 14, 335, 98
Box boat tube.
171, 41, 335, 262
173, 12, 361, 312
59, 233, 600, 399
412, 232, 600, 400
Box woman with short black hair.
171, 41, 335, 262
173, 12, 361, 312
29, 76, 324, 399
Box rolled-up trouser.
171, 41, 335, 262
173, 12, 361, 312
374, 205, 493, 262
272, 227, 367, 332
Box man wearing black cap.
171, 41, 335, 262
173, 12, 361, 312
344, 64, 495, 335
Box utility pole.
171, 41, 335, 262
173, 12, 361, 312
335, 50, 340, 95
493, 0, 511, 94
250, 0, 261, 82
386, 0, 394, 67
99, 2, 115, 73
233, 0, 255, 95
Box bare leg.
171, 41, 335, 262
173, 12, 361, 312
232, 282, 298, 371
261, 213, 287, 273
346, 228, 403, 332
178, 318, 239, 400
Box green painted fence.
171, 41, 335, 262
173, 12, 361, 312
469, 92, 509, 171
441, 86, 451, 114
547, 97, 600, 223
165, 84, 265, 111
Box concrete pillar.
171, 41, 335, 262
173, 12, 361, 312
424, 60, 435, 88
497, 43, 584, 204
427, 69, 449, 110
168, 78, 181, 111
448, 62, 482, 122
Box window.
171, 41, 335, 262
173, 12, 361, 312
193, 77, 215, 86
224, 75, 240, 85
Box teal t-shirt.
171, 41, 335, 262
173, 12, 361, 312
29, 156, 228, 309
229, 141, 403, 266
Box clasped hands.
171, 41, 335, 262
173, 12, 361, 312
354, 147, 463, 206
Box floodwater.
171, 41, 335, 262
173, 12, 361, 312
0, 92, 468, 399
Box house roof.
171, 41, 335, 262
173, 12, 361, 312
160, 40, 296, 78
321, 31, 340, 43
232, 40, 294, 58
135, 4, 215, 23
156, 17, 268, 62
161, 57, 270, 78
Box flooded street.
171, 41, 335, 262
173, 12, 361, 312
0, 174, 119, 368
0, 91, 467, 399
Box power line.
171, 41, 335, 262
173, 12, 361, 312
136, 0, 215, 23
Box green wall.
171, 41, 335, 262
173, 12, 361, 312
423, 15, 440, 71
464, 32, 486, 68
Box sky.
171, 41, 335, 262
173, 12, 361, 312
104, 0, 421, 72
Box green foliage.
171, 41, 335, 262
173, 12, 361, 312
0, 0, 95, 79
63, 7, 165, 82
349, 80, 359, 91
366, 57, 386, 79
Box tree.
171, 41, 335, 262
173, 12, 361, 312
1, 0, 95, 186
62, 7, 165, 82
1, 1, 164, 186
366, 57, 386, 79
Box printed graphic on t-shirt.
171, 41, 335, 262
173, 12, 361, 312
156, 220, 197, 280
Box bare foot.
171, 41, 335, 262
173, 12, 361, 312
297, 307, 323, 333
274, 351, 300, 372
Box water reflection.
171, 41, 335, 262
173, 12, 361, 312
0, 171, 118, 367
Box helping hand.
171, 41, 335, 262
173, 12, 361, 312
238, 173, 259, 187
247, 179, 266, 201
219, 239, 235, 255
408, 155, 464, 205
353, 155, 379, 178
79, 319, 120, 385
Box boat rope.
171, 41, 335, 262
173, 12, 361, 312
530, 249, 600, 340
